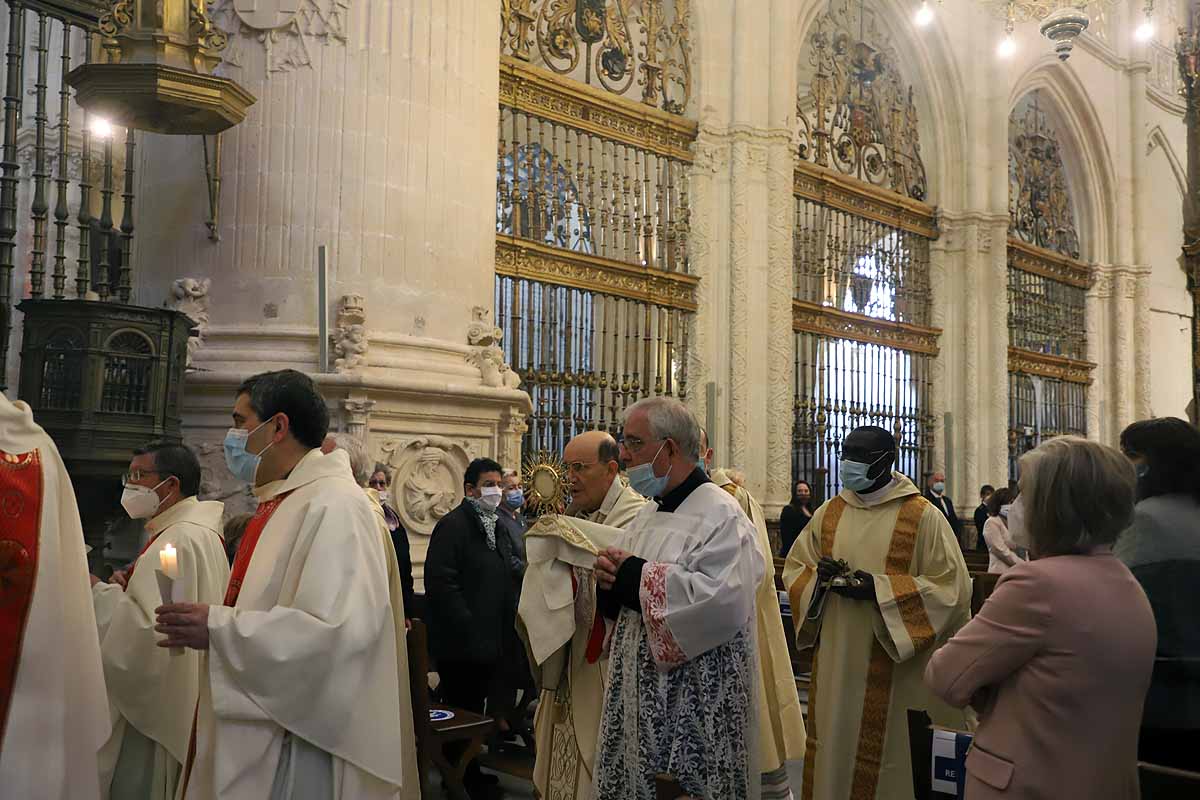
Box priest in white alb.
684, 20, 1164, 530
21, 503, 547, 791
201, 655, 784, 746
700, 430, 806, 800
782, 425, 971, 800
591, 397, 764, 800
520, 430, 646, 800
92, 441, 230, 800
155, 370, 408, 799
0, 394, 109, 799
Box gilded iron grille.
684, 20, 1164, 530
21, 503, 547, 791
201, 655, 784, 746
791, 193, 937, 500
495, 4, 696, 459
1006, 261, 1087, 360
39, 325, 83, 408
100, 330, 152, 413
1007, 371, 1086, 480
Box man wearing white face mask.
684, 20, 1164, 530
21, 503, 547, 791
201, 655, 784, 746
781, 425, 972, 800
426, 457, 521, 797
154, 369, 409, 799
91, 442, 229, 800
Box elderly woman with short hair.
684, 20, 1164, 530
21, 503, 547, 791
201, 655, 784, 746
925, 436, 1156, 800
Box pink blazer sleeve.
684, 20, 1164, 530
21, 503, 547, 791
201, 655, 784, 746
925, 563, 1050, 708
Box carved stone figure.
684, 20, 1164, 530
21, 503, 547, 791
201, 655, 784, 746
333, 294, 368, 372
165, 277, 212, 367
467, 305, 503, 346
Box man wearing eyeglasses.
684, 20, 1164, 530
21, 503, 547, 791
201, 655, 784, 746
524, 430, 645, 800
91, 442, 229, 800
588, 397, 764, 800
563, 430, 646, 529
781, 425, 971, 800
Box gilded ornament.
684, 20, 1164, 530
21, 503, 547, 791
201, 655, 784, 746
522, 451, 570, 517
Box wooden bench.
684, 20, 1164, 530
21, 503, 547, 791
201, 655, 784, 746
406, 620, 495, 800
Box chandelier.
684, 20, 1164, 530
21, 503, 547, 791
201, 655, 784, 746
911, 0, 1157, 61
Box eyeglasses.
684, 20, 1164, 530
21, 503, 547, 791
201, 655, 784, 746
566, 461, 600, 474
121, 469, 159, 486
618, 435, 659, 454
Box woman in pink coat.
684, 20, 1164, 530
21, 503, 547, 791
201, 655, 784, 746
926, 436, 1157, 800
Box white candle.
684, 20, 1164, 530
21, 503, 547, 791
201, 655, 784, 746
159, 544, 178, 579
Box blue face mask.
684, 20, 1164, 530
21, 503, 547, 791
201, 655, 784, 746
628, 441, 672, 498
839, 451, 890, 493
504, 489, 524, 509
696, 457, 707, 474
223, 418, 275, 485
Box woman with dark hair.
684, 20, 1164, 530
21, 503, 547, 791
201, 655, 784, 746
926, 437, 1156, 800
981, 487, 1024, 574
778, 479, 814, 557
1117, 417, 1200, 770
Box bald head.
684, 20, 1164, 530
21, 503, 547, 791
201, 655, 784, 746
564, 431, 621, 514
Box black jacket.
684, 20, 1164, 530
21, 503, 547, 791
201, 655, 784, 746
424, 499, 520, 665
973, 503, 990, 552
923, 489, 962, 541
779, 502, 814, 558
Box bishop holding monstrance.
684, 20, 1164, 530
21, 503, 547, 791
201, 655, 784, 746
519, 397, 764, 800
0, 393, 109, 799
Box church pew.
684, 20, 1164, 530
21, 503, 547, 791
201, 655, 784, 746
407, 620, 496, 800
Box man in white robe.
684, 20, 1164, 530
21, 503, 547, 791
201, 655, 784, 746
93, 442, 230, 800
0, 394, 109, 799
523, 430, 646, 800
592, 397, 764, 800
155, 369, 406, 799
782, 426, 971, 800
322, 433, 420, 797
699, 432, 806, 800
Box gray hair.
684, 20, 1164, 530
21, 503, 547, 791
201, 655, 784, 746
624, 396, 701, 460
1017, 435, 1135, 557
328, 432, 373, 487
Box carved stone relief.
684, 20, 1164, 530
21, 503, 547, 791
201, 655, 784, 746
380, 436, 470, 537
189, 437, 256, 517
341, 397, 375, 439
209, 0, 350, 76
333, 294, 368, 373
465, 305, 522, 389
165, 277, 212, 367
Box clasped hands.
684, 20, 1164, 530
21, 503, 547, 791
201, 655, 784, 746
594, 547, 634, 590
816, 556, 876, 602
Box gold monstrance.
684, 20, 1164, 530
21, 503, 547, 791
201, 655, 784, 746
521, 452, 569, 518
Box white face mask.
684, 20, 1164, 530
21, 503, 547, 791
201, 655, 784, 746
121, 478, 170, 520
477, 485, 503, 512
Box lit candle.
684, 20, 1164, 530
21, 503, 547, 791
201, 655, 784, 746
159, 544, 178, 579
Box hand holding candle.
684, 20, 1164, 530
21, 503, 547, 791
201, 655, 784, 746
155, 543, 183, 654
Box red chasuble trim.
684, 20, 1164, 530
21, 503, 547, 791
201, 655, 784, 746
223, 492, 292, 607
0, 449, 43, 747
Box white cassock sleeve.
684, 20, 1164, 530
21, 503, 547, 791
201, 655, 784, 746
636, 499, 764, 668
204, 498, 399, 775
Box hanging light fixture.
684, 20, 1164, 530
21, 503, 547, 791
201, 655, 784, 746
917, 0, 1138, 61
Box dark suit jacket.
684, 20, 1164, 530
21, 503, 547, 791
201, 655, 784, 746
424, 500, 520, 665
924, 489, 962, 542
973, 503, 990, 551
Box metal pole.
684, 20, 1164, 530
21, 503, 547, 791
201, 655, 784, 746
318, 245, 328, 373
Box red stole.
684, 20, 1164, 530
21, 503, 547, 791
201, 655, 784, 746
223, 492, 292, 607
0, 449, 42, 745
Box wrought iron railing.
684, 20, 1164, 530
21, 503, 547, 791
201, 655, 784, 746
1005, 239, 1093, 472
0, 0, 137, 391
792, 166, 939, 501
496, 4, 697, 457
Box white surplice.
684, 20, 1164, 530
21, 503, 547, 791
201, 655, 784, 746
93, 496, 230, 800
0, 397, 109, 800
182, 449, 405, 799
593, 480, 765, 800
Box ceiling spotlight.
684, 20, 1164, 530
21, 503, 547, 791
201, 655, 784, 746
89, 116, 113, 139
915, 1, 934, 27
997, 34, 1017, 58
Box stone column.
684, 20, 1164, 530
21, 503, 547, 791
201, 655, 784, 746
132, 0, 529, 588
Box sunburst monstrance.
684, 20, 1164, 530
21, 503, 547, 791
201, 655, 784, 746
521, 452, 569, 517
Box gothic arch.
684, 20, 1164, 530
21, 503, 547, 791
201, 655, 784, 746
1147, 124, 1187, 196
794, 0, 970, 209
1009, 60, 1118, 264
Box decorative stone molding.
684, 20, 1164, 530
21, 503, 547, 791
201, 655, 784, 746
341, 397, 375, 439
496, 410, 529, 473
765, 142, 796, 507
380, 436, 470, 536
333, 294, 368, 373
209, 0, 351, 76
164, 277, 212, 367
